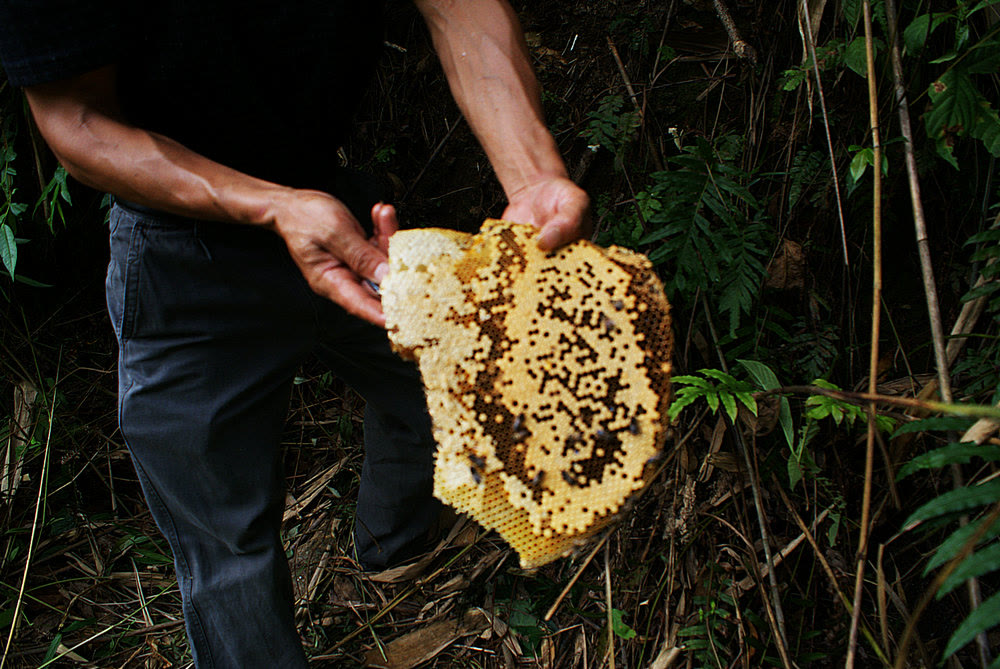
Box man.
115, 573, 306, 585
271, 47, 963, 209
0, 0, 589, 665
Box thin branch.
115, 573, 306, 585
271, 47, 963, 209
798, 0, 850, 267
847, 4, 883, 667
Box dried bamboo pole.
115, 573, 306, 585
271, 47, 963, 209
883, 0, 990, 663
846, 2, 882, 667
882, 0, 953, 402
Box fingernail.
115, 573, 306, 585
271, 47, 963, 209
374, 262, 389, 283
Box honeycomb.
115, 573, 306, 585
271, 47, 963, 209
381, 220, 672, 568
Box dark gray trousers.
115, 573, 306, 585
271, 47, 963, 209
105, 194, 439, 667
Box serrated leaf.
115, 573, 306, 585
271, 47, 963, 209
700, 369, 739, 385
720, 391, 738, 423
705, 390, 720, 413
898, 443, 1000, 480
904, 480, 1000, 528
929, 515, 1000, 571
667, 393, 701, 422
0, 224, 16, 277
937, 541, 1000, 597
671, 375, 714, 389
734, 391, 758, 416
943, 589, 1000, 659
892, 416, 976, 437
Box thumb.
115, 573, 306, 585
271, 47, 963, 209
341, 233, 389, 284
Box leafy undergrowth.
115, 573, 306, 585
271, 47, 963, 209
4, 0, 1000, 667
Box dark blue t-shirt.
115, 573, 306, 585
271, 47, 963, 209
0, 0, 385, 190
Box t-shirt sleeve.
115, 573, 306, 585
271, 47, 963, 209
0, 0, 121, 87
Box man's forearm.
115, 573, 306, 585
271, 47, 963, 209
25, 65, 394, 324
416, 0, 568, 197
25, 66, 289, 228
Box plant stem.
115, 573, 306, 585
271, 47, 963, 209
847, 3, 882, 667
798, 0, 850, 267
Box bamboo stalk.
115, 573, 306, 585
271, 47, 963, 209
883, 0, 991, 662
882, 0, 953, 402
846, 3, 882, 667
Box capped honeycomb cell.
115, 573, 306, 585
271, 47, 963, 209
381, 219, 672, 568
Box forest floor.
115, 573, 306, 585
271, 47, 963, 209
3, 0, 1000, 667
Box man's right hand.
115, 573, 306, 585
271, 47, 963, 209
269, 191, 400, 327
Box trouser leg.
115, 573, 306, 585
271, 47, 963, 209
106, 205, 315, 668
313, 317, 441, 569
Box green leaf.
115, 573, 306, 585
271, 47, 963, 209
850, 148, 873, 182
705, 390, 720, 413
904, 14, 931, 54
667, 393, 701, 422
611, 608, 637, 640
788, 453, 805, 490
671, 374, 714, 389
0, 223, 15, 276
937, 541, 1000, 597
892, 416, 976, 437
971, 102, 1000, 157
720, 391, 738, 423
929, 515, 1000, 572
904, 480, 1000, 528
898, 443, 1000, 480
845, 37, 869, 77
943, 589, 1000, 659
738, 359, 793, 448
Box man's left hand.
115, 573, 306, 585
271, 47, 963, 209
502, 176, 591, 252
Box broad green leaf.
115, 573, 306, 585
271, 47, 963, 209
850, 148, 873, 182
898, 443, 1000, 480
842, 0, 862, 26
0, 223, 16, 276
904, 480, 1000, 528
739, 359, 793, 447
937, 541, 1000, 597
892, 416, 976, 437
929, 515, 1000, 572
972, 103, 1000, 157
904, 14, 931, 54
611, 609, 637, 640
943, 589, 1000, 659
845, 37, 869, 77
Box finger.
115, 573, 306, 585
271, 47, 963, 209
370, 202, 399, 254
313, 267, 387, 327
